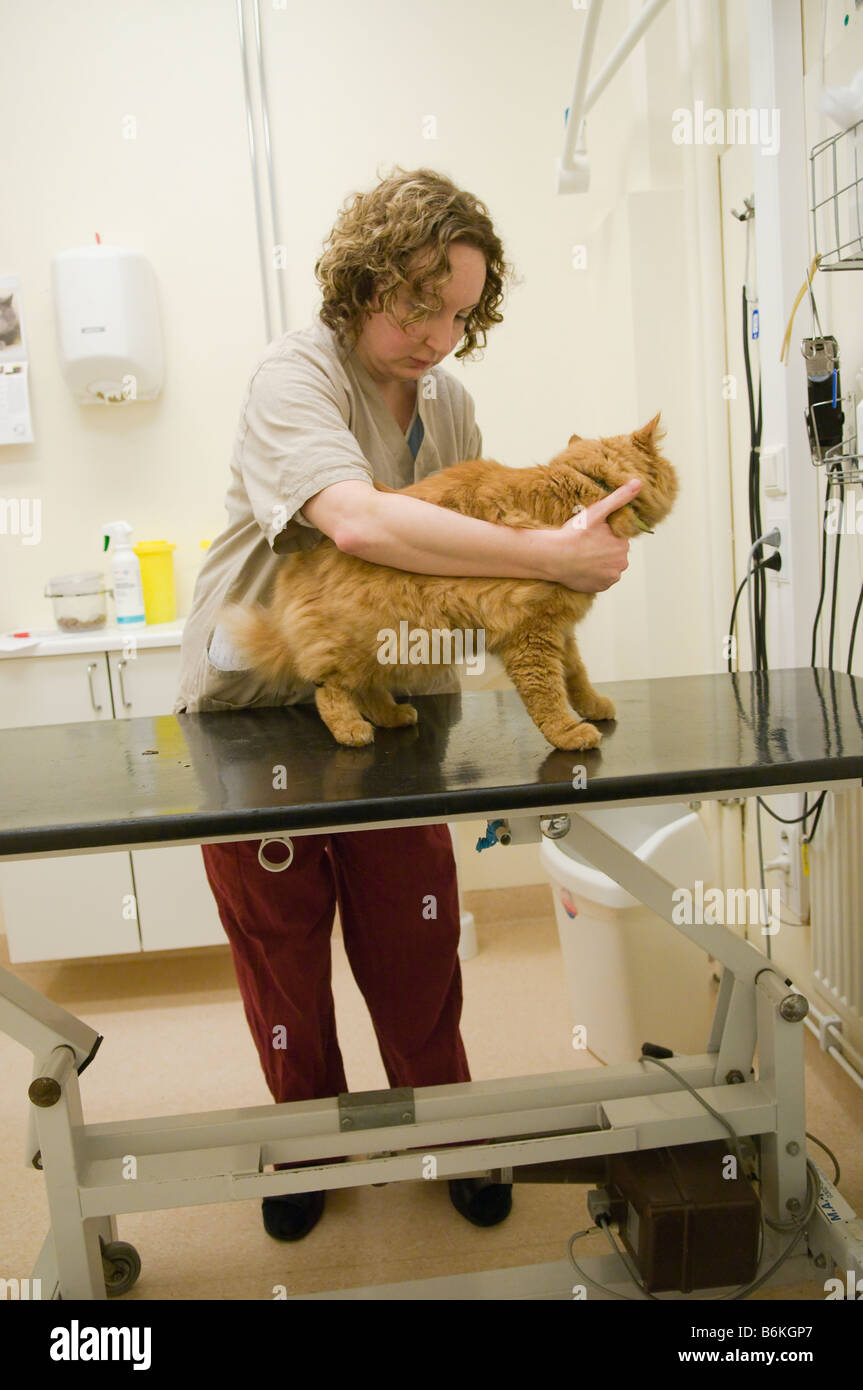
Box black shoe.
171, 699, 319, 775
262, 1190, 325, 1241
448, 1178, 513, 1227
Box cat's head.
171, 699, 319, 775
564, 412, 678, 537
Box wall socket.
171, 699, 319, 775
766, 794, 810, 922
780, 824, 809, 921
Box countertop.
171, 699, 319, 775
0, 620, 185, 659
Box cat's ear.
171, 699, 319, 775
568, 432, 582, 445
633, 412, 663, 450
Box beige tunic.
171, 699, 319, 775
173, 316, 483, 713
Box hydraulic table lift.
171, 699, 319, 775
2, 667, 863, 1301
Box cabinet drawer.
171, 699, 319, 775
0, 653, 113, 728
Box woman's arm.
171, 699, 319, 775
301, 477, 641, 594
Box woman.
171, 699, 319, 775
174, 167, 636, 1241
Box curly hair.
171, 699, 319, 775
315, 167, 512, 361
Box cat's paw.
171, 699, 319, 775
388, 702, 418, 727
332, 719, 375, 747
574, 694, 616, 721
369, 702, 418, 728
546, 719, 602, 751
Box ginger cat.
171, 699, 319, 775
218, 413, 678, 749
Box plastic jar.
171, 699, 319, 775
44, 571, 110, 631
133, 541, 176, 624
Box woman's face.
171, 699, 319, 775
354, 240, 487, 387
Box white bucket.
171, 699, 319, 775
540, 804, 717, 1064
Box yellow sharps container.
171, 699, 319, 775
133, 541, 176, 624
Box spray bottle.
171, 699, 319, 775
104, 521, 146, 624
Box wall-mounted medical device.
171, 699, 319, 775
52, 243, 164, 404
804, 334, 844, 458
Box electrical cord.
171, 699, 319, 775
751, 782, 828, 922
812, 468, 844, 666
747, 528, 781, 673
752, 790, 822, 938
566, 1053, 827, 1302
637, 1054, 745, 1168
756, 793, 824, 826
742, 286, 767, 671
802, 791, 828, 845
721, 1163, 820, 1300
568, 1227, 633, 1301
727, 552, 781, 672
847, 575, 863, 673
755, 796, 772, 959
756, 782, 827, 864
761, 1161, 821, 1235
828, 472, 845, 670
810, 477, 832, 665
751, 484, 831, 861
806, 1130, 840, 1185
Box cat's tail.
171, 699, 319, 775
216, 601, 297, 688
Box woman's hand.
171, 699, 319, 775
539, 479, 642, 592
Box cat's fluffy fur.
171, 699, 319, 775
218, 413, 678, 749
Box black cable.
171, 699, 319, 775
828, 469, 844, 669
755, 383, 766, 668
743, 285, 756, 443
742, 286, 767, 671
848, 577, 863, 674
727, 553, 781, 672
806, 1130, 840, 1185
742, 290, 759, 663
811, 475, 835, 666
802, 791, 828, 845
728, 577, 749, 674
757, 790, 825, 826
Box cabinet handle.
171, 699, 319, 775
86, 663, 102, 712
117, 659, 131, 709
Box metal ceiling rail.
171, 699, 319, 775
557, 0, 674, 194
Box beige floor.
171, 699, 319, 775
1, 884, 860, 1302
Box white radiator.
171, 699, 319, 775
808, 790, 863, 1020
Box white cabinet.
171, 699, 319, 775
0, 639, 227, 962
132, 848, 227, 952
105, 647, 230, 953
0, 853, 141, 963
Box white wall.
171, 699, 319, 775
0, 0, 707, 664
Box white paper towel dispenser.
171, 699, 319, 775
52, 244, 164, 404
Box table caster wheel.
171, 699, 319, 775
100, 1239, 141, 1297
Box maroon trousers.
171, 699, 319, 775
201, 825, 471, 1104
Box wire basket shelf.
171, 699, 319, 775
810, 117, 863, 270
